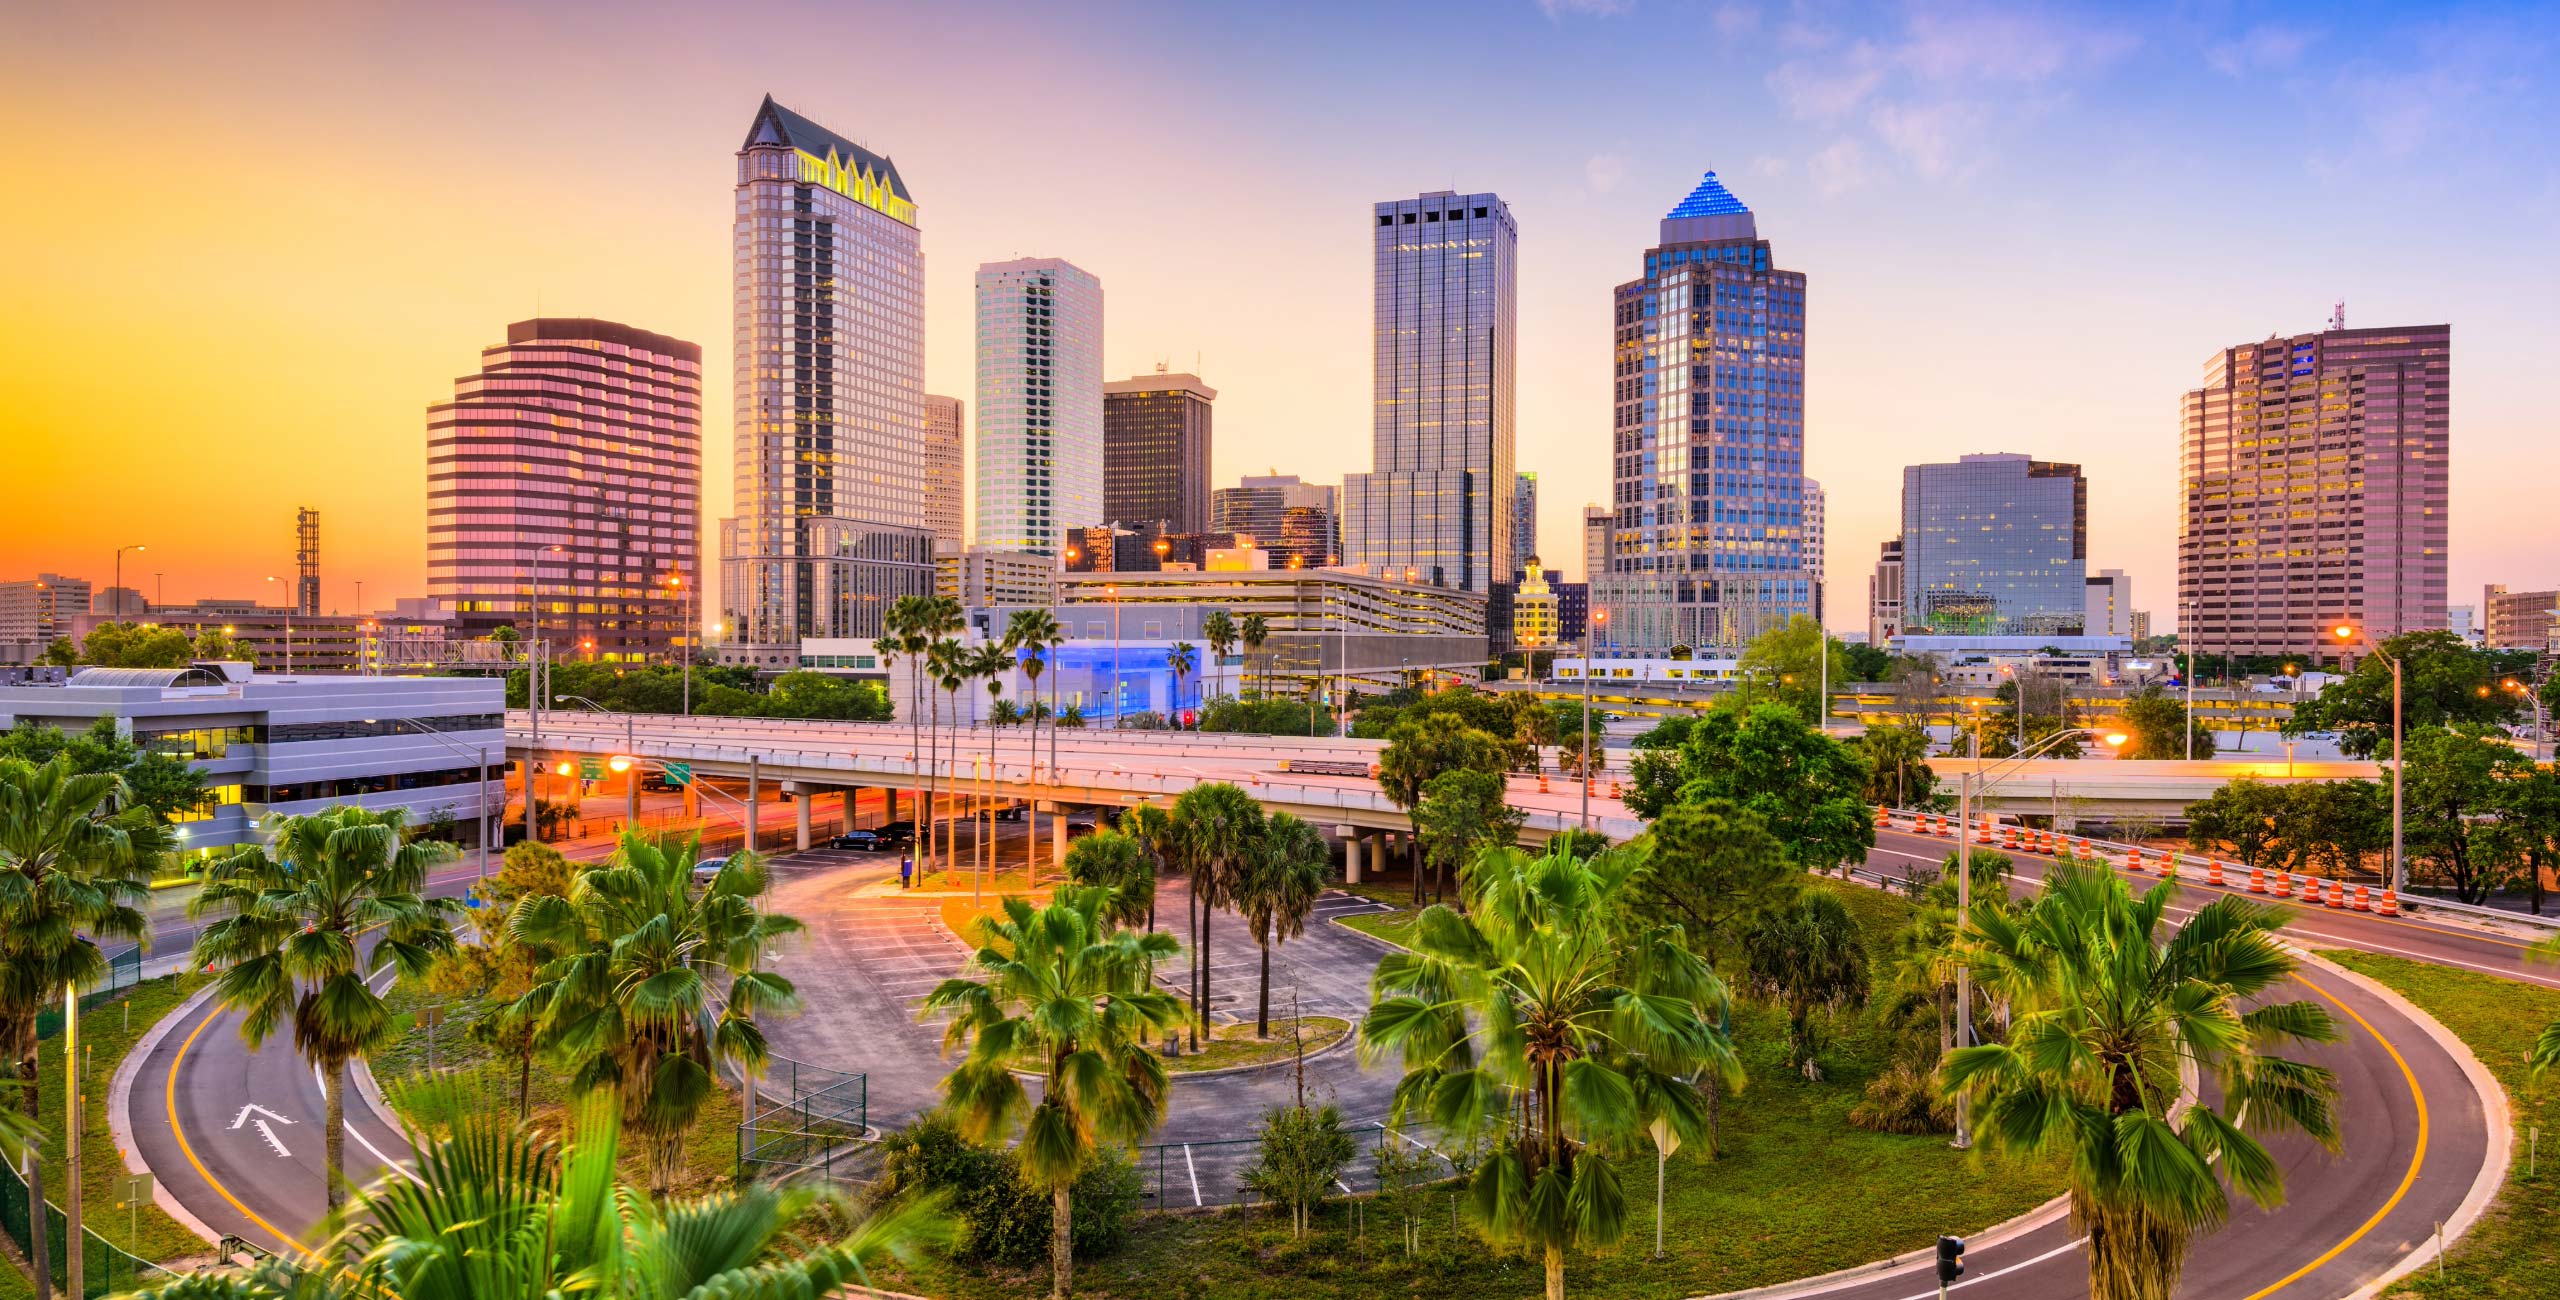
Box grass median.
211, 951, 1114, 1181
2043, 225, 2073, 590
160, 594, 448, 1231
2320, 949, 2560, 1297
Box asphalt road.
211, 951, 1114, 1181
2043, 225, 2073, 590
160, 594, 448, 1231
1803, 823, 2507, 1300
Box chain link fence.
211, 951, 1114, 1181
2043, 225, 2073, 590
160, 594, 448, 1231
33, 948, 144, 1040
0, 1153, 172, 1299
737, 1057, 874, 1185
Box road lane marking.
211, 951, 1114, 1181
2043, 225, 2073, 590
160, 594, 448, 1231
315, 1063, 421, 1185
167, 1008, 308, 1254
2240, 971, 2428, 1299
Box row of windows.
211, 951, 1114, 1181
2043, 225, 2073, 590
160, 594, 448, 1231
248, 764, 492, 805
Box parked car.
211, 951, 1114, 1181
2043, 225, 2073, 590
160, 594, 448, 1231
873, 821, 916, 846
829, 830, 884, 851
692, 855, 730, 884
1064, 819, 1100, 840
993, 803, 1026, 822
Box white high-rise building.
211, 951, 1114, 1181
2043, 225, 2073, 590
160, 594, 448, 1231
2085, 568, 2133, 638
1806, 478, 1826, 626
1582, 505, 1611, 586
975, 258, 1103, 557
923, 394, 966, 550
721, 96, 931, 646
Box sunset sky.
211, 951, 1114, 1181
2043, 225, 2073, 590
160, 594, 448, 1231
3, 0, 2553, 629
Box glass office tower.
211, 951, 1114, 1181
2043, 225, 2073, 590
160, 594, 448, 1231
1898, 453, 2088, 636
721, 96, 931, 647
1102, 370, 1215, 534
1344, 190, 1517, 594
1593, 172, 1813, 654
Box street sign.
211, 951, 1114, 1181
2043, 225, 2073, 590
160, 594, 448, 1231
664, 762, 693, 786
579, 757, 604, 781
118, 1173, 152, 1208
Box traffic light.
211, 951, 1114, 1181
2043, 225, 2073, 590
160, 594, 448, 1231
1936, 1235, 1965, 1287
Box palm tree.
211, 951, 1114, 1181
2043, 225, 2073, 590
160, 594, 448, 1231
191, 805, 460, 1210
0, 757, 159, 1299
1062, 829, 1155, 932
1007, 608, 1064, 876
926, 635, 969, 882
1166, 641, 1198, 725
1239, 613, 1269, 697
972, 641, 1015, 897
1202, 609, 1237, 704
510, 831, 802, 1195
1237, 811, 1327, 1037
923, 888, 1184, 1299
1121, 801, 1175, 934
1738, 889, 1870, 1079
1169, 782, 1263, 1050
883, 595, 936, 838
125, 1092, 947, 1300
1360, 842, 1742, 1300
1946, 861, 2341, 1300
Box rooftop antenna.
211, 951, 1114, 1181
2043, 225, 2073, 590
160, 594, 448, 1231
2329, 300, 2346, 331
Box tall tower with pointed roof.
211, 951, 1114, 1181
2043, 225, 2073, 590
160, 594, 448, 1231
1590, 171, 1814, 654
720, 96, 932, 649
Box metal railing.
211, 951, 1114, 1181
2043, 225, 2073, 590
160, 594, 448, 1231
0, 1150, 173, 1299
35, 947, 144, 1040
737, 1057, 872, 1185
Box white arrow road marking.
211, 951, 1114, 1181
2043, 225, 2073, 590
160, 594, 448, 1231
247, 1119, 291, 1158
229, 1104, 294, 1129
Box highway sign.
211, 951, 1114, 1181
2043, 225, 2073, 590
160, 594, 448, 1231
665, 762, 693, 786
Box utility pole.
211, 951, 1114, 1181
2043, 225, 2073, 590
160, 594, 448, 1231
1953, 728, 1976, 1150
64, 984, 83, 1292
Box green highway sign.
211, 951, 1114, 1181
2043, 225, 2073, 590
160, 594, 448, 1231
664, 762, 692, 786
579, 757, 603, 781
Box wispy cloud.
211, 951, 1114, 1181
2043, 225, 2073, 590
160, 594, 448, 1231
1585, 151, 1630, 193
1808, 138, 1869, 195
2206, 23, 2316, 77
1712, 2, 1759, 37
1536, 0, 1635, 18
2328, 13, 2549, 158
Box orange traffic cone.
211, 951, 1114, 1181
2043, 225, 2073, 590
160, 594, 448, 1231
2327, 879, 2347, 909
2272, 872, 2294, 898
1610, 778, 1623, 800
2161, 855, 2181, 881
2353, 884, 2372, 912
2248, 866, 2267, 894
2379, 889, 2400, 917
1875, 805, 1891, 829
2041, 829, 2057, 854
2208, 859, 2225, 887
2002, 824, 2020, 850
2126, 847, 2145, 874
1539, 773, 1550, 794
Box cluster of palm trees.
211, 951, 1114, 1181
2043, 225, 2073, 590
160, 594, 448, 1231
1198, 609, 1269, 704
882, 596, 1074, 888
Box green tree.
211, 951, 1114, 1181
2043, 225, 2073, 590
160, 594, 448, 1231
1375, 713, 1509, 900
2290, 778, 2390, 882
1737, 889, 1869, 1078
1359, 843, 1742, 1300
423, 840, 574, 1117
1063, 829, 1155, 932
2400, 725, 2530, 903
1243, 1102, 1358, 1239
0, 717, 205, 822
1202, 609, 1238, 702
2183, 777, 2295, 870
190, 627, 248, 661
78, 621, 194, 668
1411, 767, 1522, 905
128, 1092, 947, 1300
2284, 630, 2522, 758
0, 757, 161, 1298
1842, 641, 1892, 682
1236, 810, 1330, 1036
2119, 685, 2215, 760
1623, 701, 1874, 873
762, 669, 894, 720
36, 637, 77, 668
1738, 614, 1850, 724
509, 832, 801, 1193
1238, 613, 1270, 696
1166, 641, 1198, 721
1169, 782, 1262, 1048
1556, 724, 1607, 779
1007, 608, 1064, 868
1949, 863, 2340, 1300
192, 805, 459, 1210
1622, 798, 1798, 959
2492, 765, 2560, 915
1851, 723, 1940, 809
923, 888, 1184, 1300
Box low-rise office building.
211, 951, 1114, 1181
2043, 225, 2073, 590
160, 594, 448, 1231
0, 664, 505, 857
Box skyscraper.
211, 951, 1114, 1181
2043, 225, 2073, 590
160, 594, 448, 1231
1592, 172, 1812, 654
1344, 190, 1517, 594
1897, 454, 2087, 637
1211, 474, 1339, 569
1806, 478, 1825, 626
923, 394, 966, 550
427, 317, 701, 660
2180, 322, 2450, 660
1582, 504, 1610, 586
1868, 539, 1904, 648
0, 574, 90, 646
722, 96, 932, 647
1103, 369, 1214, 534
976, 258, 1103, 557
2085, 568, 2133, 638
1510, 471, 1538, 577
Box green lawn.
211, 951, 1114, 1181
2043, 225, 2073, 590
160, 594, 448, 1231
872, 881, 2062, 1300
370, 983, 742, 1195
2321, 950, 2560, 1297
0, 975, 223, 1300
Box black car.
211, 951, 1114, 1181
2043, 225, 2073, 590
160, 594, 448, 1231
993, 803, 1026, 822
1064, 819, 1100, 840
872, 821, 916, 847
829, 830, 884, 851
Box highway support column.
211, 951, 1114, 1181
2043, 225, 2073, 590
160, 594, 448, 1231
795, 784, 813, 851
1338, 827, 1363, 884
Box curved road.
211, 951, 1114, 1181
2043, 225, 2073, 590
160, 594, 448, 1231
128, 791, 2526, 1296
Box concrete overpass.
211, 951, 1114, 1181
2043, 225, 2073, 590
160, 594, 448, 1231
511, 712, 1647, 877
1935, 756, 2386, 820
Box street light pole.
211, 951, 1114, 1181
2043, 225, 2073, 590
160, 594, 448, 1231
114, 543, 145, 618
2334, 624, 2405, 894
1580, 610, 1607, 833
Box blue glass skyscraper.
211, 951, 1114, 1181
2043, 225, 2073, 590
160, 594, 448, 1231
1592, 172, 1813, 653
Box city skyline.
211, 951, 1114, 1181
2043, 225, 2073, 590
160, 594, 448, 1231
4, 1, 2556, 626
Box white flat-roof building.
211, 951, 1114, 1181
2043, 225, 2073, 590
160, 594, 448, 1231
0, 664, 504, 857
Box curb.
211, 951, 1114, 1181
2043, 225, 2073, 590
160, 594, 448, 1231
106, 979, 226, 1248
1009, 1021, 1360, 1085
2294, 947, 2514, 1300
1692, 1194, 2070, 1300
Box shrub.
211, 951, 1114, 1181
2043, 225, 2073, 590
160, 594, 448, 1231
1243, 1103, 1358, 1237
877, 1114, 1142, 1266
1848, 1048, 1954, 1135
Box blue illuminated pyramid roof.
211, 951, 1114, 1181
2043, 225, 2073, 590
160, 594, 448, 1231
1666, 171, 1750, 219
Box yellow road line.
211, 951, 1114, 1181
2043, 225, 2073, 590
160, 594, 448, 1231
166, 1004, 310, 1256
2240, 971, 2428, 1300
